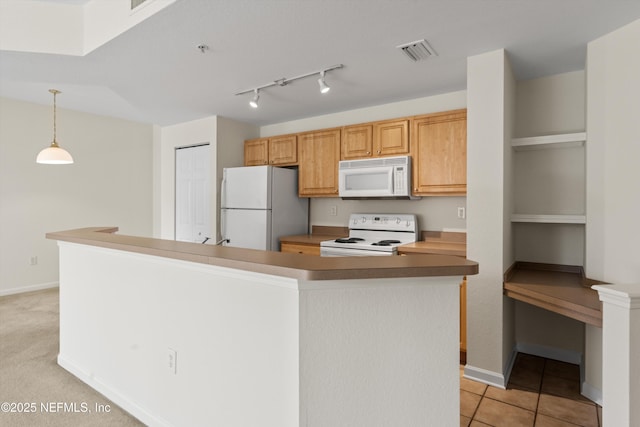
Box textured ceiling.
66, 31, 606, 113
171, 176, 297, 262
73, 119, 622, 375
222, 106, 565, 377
1, 0, 639, 126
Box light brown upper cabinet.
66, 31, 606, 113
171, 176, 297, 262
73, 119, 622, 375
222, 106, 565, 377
341, 119, 409, 160
298, 129, 341, 197
373, 119, 410, 157
244, 138, 269, 166
244, 134, 297, 166
411, 109, 467, 195
341, 125, 373, 159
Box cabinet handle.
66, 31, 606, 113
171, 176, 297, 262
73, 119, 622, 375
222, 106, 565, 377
377, 150, 381, 154
366, 151, 371, 155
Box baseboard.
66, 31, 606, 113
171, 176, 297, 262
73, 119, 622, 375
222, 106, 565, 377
581, 381, 603, 406
463, 364, 507, 389
57, 354, 173, 427
0, 281, 58, 297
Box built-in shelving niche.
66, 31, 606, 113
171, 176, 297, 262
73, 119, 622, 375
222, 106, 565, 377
505, 132, 599, 325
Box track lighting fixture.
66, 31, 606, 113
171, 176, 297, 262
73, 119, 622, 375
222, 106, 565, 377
235, 64, 343, 108
249, 89, 260, 108
318, 71, 330, 94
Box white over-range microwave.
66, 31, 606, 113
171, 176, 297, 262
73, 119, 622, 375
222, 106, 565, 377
338, 155, 419, 199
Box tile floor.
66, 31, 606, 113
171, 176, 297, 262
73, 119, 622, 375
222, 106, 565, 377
460, 353, 602, 426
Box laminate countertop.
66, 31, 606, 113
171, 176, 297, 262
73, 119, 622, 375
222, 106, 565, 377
47, 227, 478, 281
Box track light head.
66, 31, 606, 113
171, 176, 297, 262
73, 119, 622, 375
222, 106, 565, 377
249, 89, 260, 108
318, 71, 330, 94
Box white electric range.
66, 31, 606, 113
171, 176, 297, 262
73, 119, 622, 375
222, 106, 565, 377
320, 213, 418, 257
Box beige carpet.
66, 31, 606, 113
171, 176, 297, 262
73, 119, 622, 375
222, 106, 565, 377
0, 288, 144, 426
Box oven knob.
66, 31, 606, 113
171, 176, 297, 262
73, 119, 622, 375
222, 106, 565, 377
396, 217, 401, 224
361, 216, 367, 223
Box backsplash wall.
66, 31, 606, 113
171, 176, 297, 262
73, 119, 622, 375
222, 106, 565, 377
310, 197, 467, 232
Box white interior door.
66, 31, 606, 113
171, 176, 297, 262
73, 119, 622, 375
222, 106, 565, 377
175, 144, 211, 243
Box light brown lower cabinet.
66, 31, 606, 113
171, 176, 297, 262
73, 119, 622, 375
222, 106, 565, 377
280, 242, 320, 256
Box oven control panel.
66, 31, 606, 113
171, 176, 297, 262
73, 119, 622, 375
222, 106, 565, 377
349, 213, 417, 232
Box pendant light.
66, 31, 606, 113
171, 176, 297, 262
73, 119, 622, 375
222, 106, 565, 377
36, 89, 74, 164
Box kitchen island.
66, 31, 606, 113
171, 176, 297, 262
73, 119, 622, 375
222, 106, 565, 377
47, 227, 478, 427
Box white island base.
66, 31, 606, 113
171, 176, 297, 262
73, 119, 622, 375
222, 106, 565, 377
56, 240, 464, 427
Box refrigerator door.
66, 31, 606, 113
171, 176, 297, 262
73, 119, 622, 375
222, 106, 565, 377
221, 166, 271, 209
221, 208, 272, 250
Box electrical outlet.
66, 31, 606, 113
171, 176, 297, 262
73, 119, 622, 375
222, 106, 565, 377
457, 207, 466, 219
30, 256, 38, 266
329, 206, 337, 216
167, 348, 177, 374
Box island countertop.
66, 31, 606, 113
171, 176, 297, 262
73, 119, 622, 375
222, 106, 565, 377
46, 227, 478, 281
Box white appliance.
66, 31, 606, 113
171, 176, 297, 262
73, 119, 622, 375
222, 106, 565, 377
338, 155, 418, 199
220, 166, 309, 250
320, 213, 418, 257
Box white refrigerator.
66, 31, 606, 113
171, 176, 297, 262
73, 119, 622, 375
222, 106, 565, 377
220, 166, 309, 251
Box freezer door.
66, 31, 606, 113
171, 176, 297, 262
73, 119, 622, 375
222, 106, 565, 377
221, 166, 271, 209
221, 208, 272, 250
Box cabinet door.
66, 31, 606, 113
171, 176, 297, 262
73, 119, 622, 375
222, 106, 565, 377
281, 242, 320, 256
373, 119, 410, 157
244, 138, 269, 166
298, 129, 341, 197
268, 135, 297, 165
412, 110, 467, 195
341, 125, 373, 159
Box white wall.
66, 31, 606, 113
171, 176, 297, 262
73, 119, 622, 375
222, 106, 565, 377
586, 19, 640, 284
585, 18, 640, 401
465, 49, 514, 386
0, 97, 153, 295
261, 91, 469, 232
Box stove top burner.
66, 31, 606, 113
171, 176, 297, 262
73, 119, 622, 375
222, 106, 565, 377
372, 239, 402, 246
334, 237, 365, 244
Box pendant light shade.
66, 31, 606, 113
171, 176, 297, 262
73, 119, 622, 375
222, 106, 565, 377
37, 89, 74, 165
36, 143, 74, 164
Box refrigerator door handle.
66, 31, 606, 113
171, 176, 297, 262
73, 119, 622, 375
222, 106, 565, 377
220, 171, 228, 245
221, 171, 227, 208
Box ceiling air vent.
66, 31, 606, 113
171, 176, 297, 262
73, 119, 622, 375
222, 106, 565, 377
131, 0, 149, 10
396, 39, 438, 62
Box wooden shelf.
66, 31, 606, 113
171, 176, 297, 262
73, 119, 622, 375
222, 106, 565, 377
510, 214, 586, 224
503, 262, 606, 327
511, 132, 586, 151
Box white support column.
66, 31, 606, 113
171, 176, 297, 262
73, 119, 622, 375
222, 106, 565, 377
592, 284, 640, 427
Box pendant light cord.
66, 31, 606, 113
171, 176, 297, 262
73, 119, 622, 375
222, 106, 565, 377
52, 90, 57, 143
49, 89, 61, 145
